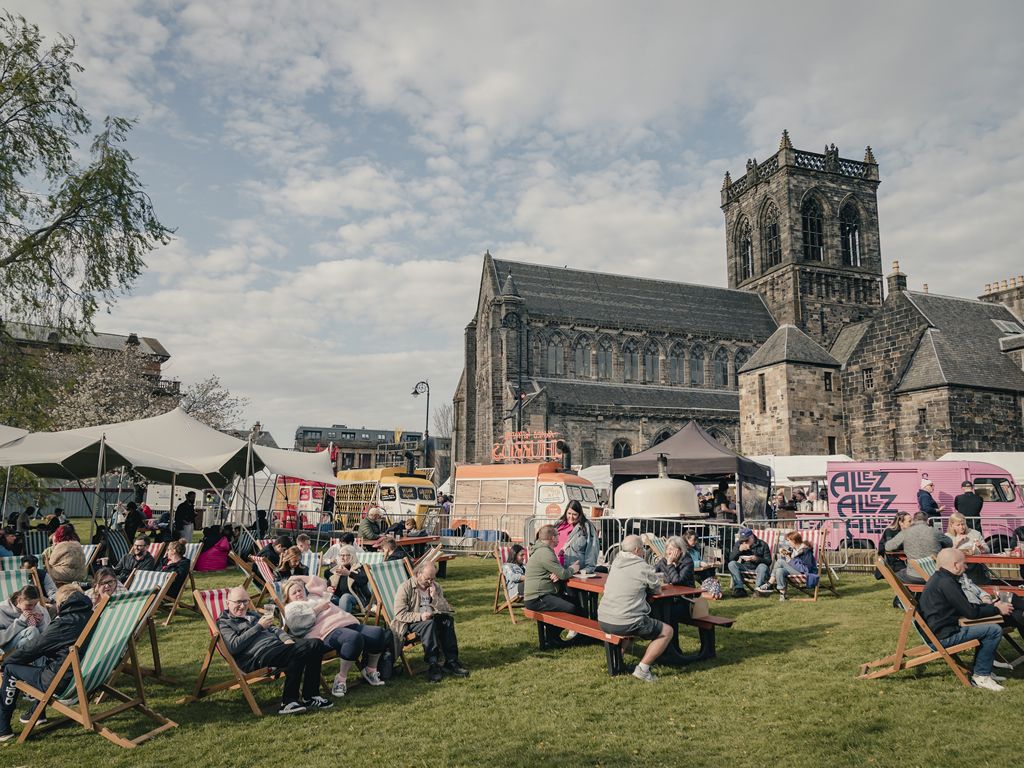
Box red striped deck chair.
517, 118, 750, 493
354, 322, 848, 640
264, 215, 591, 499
124, 570, 177, 683
365, 558, 419, 675
230, 550, 257, 590
182, 588, 283, 716
251, 555, 287, 617
858, 559, 983, 687
493, 544, 528, 623
258, 538, 273, 550
17, 589, 177, 747
162, 542, 203, 625
786, 528, 840, 602
146, 542, 167, 563
741, 528, 788, 592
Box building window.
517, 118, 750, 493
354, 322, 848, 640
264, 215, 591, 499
597, 339, 613, 379
668, 345, 685, 384
574, 337, 592, 377
643, 342, 659, 383
840, 203, 861, 267
732, 347, 751, 387
824, 372, 833, 392
306, 430, 322, 441
762, 203, 781, 269
918, 407, 927, 426
327, 432, 335, 438
827, 436, 837, 453
546, 336, 565, 376
712, 348, 729, 388
757, 373, 766, 413
689, 344, 705, 387
651, 429, 673, 447
801, 198, 824, 261
863, 368, 875, 390
612, 439, 632, 459
623, 339, 640, 382
737, 218, 754, 281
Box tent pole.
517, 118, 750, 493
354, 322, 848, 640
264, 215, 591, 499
112, 464, 126, 529
736, 473, 743, 524
244, 435, 254, 527
202, 473, 230, 514
91, 435, 105, 540
168, 473, 177, 539
1, 466, 10, 523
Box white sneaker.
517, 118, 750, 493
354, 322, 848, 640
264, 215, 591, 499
632, 666, 657, 683
361, 668, 385, 686
278, 700, 307, 714
971, 674, 1005, 691
755, 583, 774, 594
992, 660, 1013, 670
331, 675, 347, 698
562, 630, 578, 642
305, 695, 333, 710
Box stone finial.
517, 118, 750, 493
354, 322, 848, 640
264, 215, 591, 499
923, 283, 929, 293
1003, 279, 1009, 289
484, 248, 491, 257
722, 171, 732, 189
891, 260, 900, 272
746, 158, 754, 172
984, 283, 991, 293
499, 268, 520, 298
779, 129, 792, 150
864, 145, 877, 164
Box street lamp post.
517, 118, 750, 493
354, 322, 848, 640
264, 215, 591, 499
412, 380, 430, 468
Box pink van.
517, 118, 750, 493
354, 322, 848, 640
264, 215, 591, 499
826, 460, 1024, 550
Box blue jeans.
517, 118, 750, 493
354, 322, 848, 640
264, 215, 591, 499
772, 561, 803, 591
939, 624, 1003, 677
332, 593, 359, 613
1, 663, 46, 734
728, 561, 768, 590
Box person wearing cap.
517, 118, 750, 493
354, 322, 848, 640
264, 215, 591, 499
726, 527, 771, 597
954, 481, 983, 533
917, 479, 943, 520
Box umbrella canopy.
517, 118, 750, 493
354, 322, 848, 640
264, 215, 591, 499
253, 444, 338, 485
610, 420, 771, 486
0, 432, 131, 480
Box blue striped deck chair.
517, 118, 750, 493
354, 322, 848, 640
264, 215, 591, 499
104, 529, 130, 564
642, 535, 668, 563
162, 543, 203, 625
24, 530, 49, 558
364, 558, 418, 676
125, 570, 177, 683
16, 590, 177, 747
236, 527, 259, 560
300, 551, 321, 577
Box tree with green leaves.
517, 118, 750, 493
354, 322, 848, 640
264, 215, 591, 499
0, 12, 171, 429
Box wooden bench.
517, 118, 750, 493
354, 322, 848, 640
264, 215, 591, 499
680, 614, 735, 660
522, 608, 631, 675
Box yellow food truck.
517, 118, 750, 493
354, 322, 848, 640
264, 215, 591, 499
334, 467, 438, 528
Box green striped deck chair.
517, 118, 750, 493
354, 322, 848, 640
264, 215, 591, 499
857, 559, 979, 687
357, 551, 385, 566
24, 529, 49, 557
365, 558, 418, 676
124, 570, 177, 683
0, 555, 21, 571
0, 569, 32, 602
161, 543, 203, 625
104, 530, 131, 564
183, 588, 284, 716
17, 590, 177, 747
909, 556, 938, 581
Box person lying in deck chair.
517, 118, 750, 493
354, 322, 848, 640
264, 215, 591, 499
392, 561, 469, 683
0, 584, 92, 742
919, 549, 1011, 692
524, 525, 581, 649
598, 535, 673, 683
217, 586, 332, 715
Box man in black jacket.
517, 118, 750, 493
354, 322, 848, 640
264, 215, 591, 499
216, 586, 330, 714
113, 537, 157, 583
173, 491, 197, 541
0, 585, 93, 741
919, 548, 1011, 692
726, 527, 771, 597
954, 481, 984, 533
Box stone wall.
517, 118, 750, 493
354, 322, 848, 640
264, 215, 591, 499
947, 389, 1024, 452
894, 389, 952, 459
980, 279, 1024, 323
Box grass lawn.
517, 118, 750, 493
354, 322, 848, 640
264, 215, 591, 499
4, 544, 1021, 767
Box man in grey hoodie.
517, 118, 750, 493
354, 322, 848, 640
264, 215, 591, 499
597, 535, 674, 682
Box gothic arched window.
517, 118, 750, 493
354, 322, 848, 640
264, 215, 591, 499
668, 344, 685, 384
840, 203, 861, 267
737, 218, 754, 281
612, 438, 632, 459
762, 203, 781, 268
546, 334, 565, 376
623, 339, 640, 382
651, 429, 673, 447
733, 347, 752, 387
689, 343, 705, 387
712, 347, 730, 388
801, 197, 824, 261
643, 341, 659, 383
596, 338, 614, 379
574, 336, 592, 377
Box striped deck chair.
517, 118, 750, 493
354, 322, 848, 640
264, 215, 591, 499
858, 558, 984, 687
230, 550, 257, 590
16, 589, 177, 747
357, 551, 385, 566
250, 556, 287, 616
146, 541, 167, 563
258, 538, 273, 550
300, 551, 321, 577
82, 543, 101, 570
162, 543, 203, 625
24, 529, 49, 557
124, 570, 177, 683
365, 558, 418, 676
183, 588, 283, 716
784, 528, 840, 602
0, 569, 33, 601
0, 555, 21, 571
493, 544, 529, 623
740, 528, 788, 592
236, 527, 260, 560
104, 530, 131, 565
642, 535, 668, 563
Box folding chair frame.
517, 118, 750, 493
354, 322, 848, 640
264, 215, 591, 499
786, 529, 840, 602
492, 545, 525, 624
365, 558, 419, 677
123, 571, 178, 684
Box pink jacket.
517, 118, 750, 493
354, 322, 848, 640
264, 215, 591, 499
194, 537, 231, 572
304, 598, 358, 639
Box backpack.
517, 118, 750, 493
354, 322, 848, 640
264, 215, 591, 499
373, 627, 396, 681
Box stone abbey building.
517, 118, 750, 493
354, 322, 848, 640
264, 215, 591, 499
453, 133, 1024, 466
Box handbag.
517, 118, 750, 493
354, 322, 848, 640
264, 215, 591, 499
687, 597, 710, 619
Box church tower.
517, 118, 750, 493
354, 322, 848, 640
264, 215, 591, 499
721, 131, 883, 347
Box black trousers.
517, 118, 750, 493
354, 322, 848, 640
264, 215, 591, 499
408, 615, 460, 665
252, 638, 325, 704
525, 592, 578, 644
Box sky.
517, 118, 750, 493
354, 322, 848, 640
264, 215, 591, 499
11, 1, 1024, 445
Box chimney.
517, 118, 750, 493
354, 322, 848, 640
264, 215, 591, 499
886, 260, 907, 295
922, 284, 929, 293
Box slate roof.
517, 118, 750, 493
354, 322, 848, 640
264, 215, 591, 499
895, 292, 1024, 394
490, 257, 777, 341
534, 378, 739, 413
7, 322, 170, 359
830, 320, 871, 366
738, 324, 840, 374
